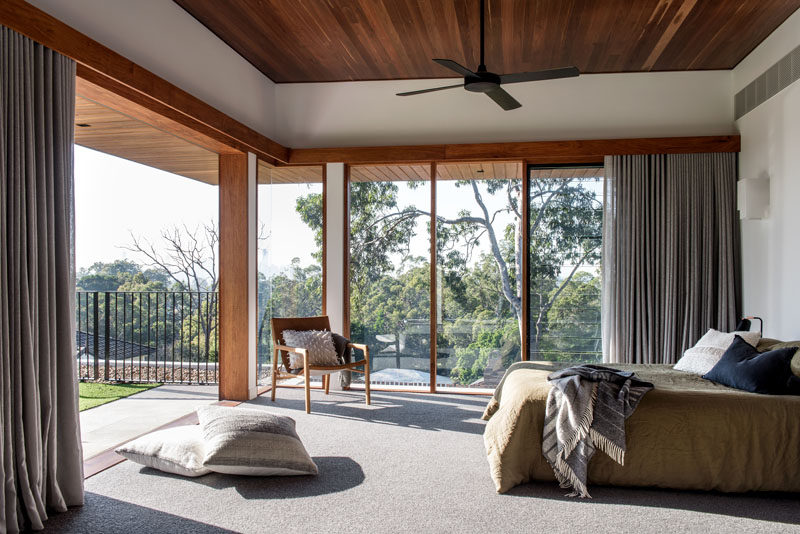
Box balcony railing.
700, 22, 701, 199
76, 291, 218, 384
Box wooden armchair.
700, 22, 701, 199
270, 315, 370, 413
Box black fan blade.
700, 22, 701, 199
499, 66, 580, 85
485, 87, 521, 110
396, 83, 462, 96
433, 59, 477, 77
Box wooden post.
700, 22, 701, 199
219, 152, 257, 400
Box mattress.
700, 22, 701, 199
482, 361, 800, 493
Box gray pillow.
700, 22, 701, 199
282, 329, 339, 368
115, 425, 211, 477
197, 405, 318, 476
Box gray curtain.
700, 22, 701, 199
1, 26, 84, 532
602, 153, 739, 364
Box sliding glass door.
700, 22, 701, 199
257, 164, 324, 387
344, 162, 606, 392
436, 163, 523, 389
348, 165, 432, 388
528, 166, 603, 363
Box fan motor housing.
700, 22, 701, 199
465, 72, 501, 93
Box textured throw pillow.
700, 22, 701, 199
703, 335, 800, 395
197, 405, 318, 476
768, 341, 800, 378
673, 328, 761, 375
115, 425, 211, 477
282, 329, 339, 369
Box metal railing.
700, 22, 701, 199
76, 291, 219, 384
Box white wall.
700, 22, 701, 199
275, 70, 734, 148
735, 9, 800, 340
29, 0, 277, 140
324, 163, 346, 334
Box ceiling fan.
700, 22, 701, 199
396, 0, 580, 110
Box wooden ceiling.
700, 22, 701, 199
76, 95, 323, 185
174, 0, 800, 83
75, 95, 220, 184
350, 162, 522, 181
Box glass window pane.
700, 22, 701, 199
528, 166, 603, 363
436, 163, 523, 389
257, 164, 324, 387
348, 165, 431, 388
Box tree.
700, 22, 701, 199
125, 223, 219, 362
293, 174, 602, 384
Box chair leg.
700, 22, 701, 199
271, 349, 278, 401
364, 362, 371, 406
304, 366, 311, 414
324, 374, 330, 395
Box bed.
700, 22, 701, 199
482, 361, 800, 494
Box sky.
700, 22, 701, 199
74, 145, 318, 275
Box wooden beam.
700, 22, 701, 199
76, 75, 239, 157
289, 145, 447, 165
218, 153, 253, 401
289, 136, 741, 165
0, 0, 288, 163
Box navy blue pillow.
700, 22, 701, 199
703, 335, 800, 395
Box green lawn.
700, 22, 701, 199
78, 382, 161, 411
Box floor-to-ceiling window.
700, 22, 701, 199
348, 165, 432, 388
436, 163, 524, 389
528, 166, 604, 363
257, 164, 324, 387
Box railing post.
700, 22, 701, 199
93, 292, 99, 379
104, 291, 111, 381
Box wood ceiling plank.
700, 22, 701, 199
174, 0, 800, 82
74, 95, 220, 185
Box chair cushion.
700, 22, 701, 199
282, 329, 339, 368
703, 335, 800, 395
197, 405, 318, 476
674, 328, 761, 375
115, 425, 211, 477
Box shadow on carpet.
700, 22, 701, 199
44, 493, 238, 533
508, 481, 800, 526
253, 390, 487, 435
137, 456, 365, 499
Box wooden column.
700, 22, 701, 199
219, 152, 257, 400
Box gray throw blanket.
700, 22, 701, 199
542, 364, 654, 498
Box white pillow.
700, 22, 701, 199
282, 329, 339, 368
115, 425, 211, 477
674, 329, 762, 375
197, 405, 318, 477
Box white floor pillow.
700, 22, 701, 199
197, 405, 318, 476
674, 329, 762, 375
115, 425, 211, 477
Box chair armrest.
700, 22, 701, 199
347, 342, 368, 354
274, 344, 308, 355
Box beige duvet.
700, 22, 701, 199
482, 362, 800, 493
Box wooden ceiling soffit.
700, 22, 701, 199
349, 164, 432, 182
0, 0, 289, 164
75, 95, 219, 185
257, 161, 323, 184
288, 136, 741, 165
436, 162, 523, 181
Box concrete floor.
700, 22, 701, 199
79, 384, 218, 459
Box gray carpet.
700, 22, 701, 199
44, 389, 800, 533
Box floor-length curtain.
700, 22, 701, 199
1, 26, 84, 532
602, 153, 739, 364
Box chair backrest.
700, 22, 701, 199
270, 315, 332, 369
